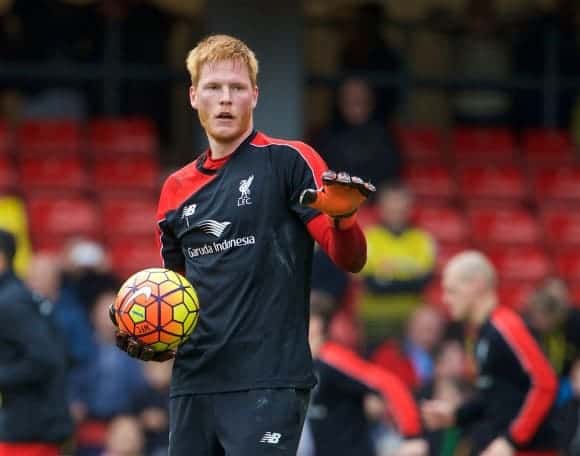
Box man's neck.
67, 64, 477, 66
207, 124, 254, 160
470, 292, 498, 328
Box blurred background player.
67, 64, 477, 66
111, 34, 375, 456
302, 305, 426, 456
422, 251, 558, 456
0, 228, 73, 456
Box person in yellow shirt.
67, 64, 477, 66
359, 181, 436, 344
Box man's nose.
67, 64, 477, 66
220, 87, 232, 104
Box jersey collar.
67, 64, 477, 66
196, 130, 258, 175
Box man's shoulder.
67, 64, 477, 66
250, 131, 319, 157
163, 160, 200, 187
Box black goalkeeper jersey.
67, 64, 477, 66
156, 130, 328, 395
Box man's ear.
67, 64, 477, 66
189, 85, 197, 110
252, 86, 259, 109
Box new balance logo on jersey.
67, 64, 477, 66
182, 204, 197, 227
237, 174, 254, 206
260, 432, 281, 444
195, 219, 231, 238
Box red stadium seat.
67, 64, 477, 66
89, 117, 158, 157
19, 155, 87, 190
498, 281, 535, 310
17, 119, 82, 156
486, 246, 552, 282
92, 156, 160, 192
458, 165, 527, 201
451, 127, 516, 162
435, 242, 472, 275
403, 164, 456, 200
554, 250, 580, 282
108, 235, 162, 278
357, 203, 380, 228
100, 196, 158, 238
0, 121, 12, 156
413, 206, 469, 243
532, 166, 580, 202
541, 208, 580, 246
26, 195, 100, 239
0, 156, 17, 191
522, 129, 575, 163
396, 125, 445, 162
468, 207, 541, 245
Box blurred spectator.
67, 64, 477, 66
0, 229, 74, 456
71, 277, 149, 456
557, 358, 580, 456
358, 182, 436, 343
102, 415, 145, 456
512, 0, 580, 129
451, 0, 512, 126
135, 362, 173, 456
26, 252, 95, 369
313, 77, 402, 189
340, 2, 406, 122
372, 306, 445, 389
0, 195, 32, 278
525, 277, 580, 404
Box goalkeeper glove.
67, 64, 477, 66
300, 170, 375, 229
108, 303, 175, 362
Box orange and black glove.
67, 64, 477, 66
300, 170, 375, 229
108, 303, 175, 362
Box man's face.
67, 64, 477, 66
190, 59, 258, 143
442, 268, 477, 321
379, 189, 412, 230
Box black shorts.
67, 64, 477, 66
169, 388, 310, 456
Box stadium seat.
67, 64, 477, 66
532, 166, 580, 202
0, 121, 11, 156
0, 156, 17, 191
554, 250, 580, 283
19, 155, 87, 190
26, 195, 100, 239
396, 125, 445, 162
458, 165, 527, 201
108, 235, 161, 278
357, 203, 380, 228
100, 196, 158, 238
89, 117, 158, 157
17, 119, 82, 156
413, 206, 469, 243
498, 281, 535, 311
92, 156, 160, 192
403, 164, 456, 200
435, 242, 472, 275
468, 207, 541, 245
522, 128, 575, 163
486, 246, 552, 282
541, 208, 580, 246
451, 127, 516, 162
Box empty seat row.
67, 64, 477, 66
396, 126, 577, 163
0, 117, 158, 157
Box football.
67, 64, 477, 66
113, 267, 199, 352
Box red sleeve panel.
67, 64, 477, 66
307, 214, 367, 273
491, 307, 558, 446
319, 341, 422, 438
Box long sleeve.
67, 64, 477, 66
307, 214, 367, 273
0, 282, 62, 390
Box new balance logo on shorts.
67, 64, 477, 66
259, 432, 282, 444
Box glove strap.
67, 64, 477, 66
331, 210, 357, 230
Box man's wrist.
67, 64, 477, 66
331, 212, 357, 230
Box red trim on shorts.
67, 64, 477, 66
0, 442, 59, 456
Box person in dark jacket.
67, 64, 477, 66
0, 229, 73, 456
422, 251, 558, 456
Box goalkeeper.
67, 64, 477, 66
112, 34, 374, 456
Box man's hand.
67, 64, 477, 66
394, 438, 429, 456
300, 170, 375, 229
481, 437, 514, 456
421, 399, 456, 430
109, 303, 175, 362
